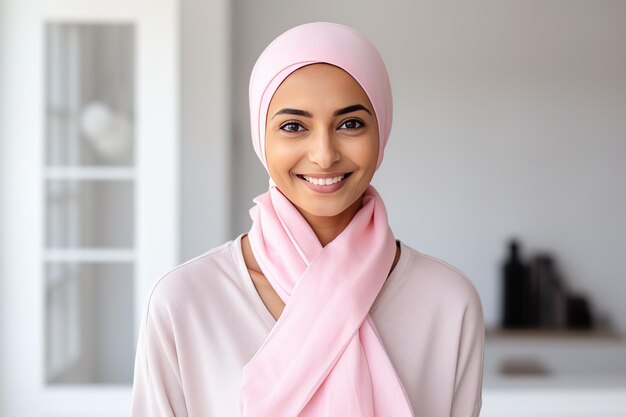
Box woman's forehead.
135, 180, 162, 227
277, 63, 357, 88
268, 64, 373, 113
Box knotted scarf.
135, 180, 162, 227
239, 21, 415, 417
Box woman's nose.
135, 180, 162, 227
308, 129, 340, 169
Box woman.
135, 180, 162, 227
131, 21, 484, 417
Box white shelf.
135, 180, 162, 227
482, 381, 626, 417
486, 327, 625, 342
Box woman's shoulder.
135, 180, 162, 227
144, 236, 244, 312
397, 241, 482, 309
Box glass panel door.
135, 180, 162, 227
43, 22, 136, 385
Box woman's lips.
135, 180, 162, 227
296, 172, 352, 194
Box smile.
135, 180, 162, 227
295, 172, 353, 193
302, 174, 344, 185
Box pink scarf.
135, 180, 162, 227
239, 22, 415, 417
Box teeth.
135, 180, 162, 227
302, 174, 346, 186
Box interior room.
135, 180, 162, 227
1, 0, 625, 416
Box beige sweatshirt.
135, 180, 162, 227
130, 233, 484, 416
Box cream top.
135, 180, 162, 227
130, 233, 484, 416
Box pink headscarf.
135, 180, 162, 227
241, 22, 415, 416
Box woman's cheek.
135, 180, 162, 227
267, 141, 301, 179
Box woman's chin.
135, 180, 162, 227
291, 200, 345, 218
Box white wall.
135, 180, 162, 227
180, 0, 232, 256
0, 0, 7, 412
221, 1, 626, 332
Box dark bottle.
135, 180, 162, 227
533, 255, 556, 328
551, 265, 568, 329
501, 239, 529, 328
530, 254, 569, 329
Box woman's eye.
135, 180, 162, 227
340, 119, 364, 130
279, 122, 305, 133
279, 119, 364, 134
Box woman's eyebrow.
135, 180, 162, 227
271, 104, 371, 120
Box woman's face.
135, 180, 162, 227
265, 63, 379, 218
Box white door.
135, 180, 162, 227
0, 1, 179, 416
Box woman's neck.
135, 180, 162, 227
296, 195, 364, 247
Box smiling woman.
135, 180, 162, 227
130, 21, 485, 417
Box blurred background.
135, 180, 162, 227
1, 0, 625, 416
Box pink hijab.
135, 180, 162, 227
240, 21, 415, 417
